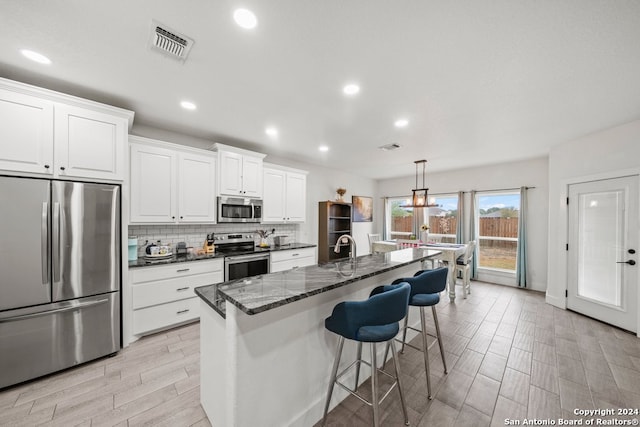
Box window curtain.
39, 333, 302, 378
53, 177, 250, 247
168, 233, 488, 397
516, 186, 528, 287
382, 197, 388, 240
456, 191, 464, 244
469, 191, 478, 280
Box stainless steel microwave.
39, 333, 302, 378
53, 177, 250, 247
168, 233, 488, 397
217, 196, 262, 223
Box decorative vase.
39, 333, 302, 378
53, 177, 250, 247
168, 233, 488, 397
421, 231, 429, 243
336, 188, 346, 202
259, 237, 269, 248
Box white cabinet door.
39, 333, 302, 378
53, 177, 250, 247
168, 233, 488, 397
218, 151, 243, 196
242, 155, 263, 197
130, 143, 177, 223
285, 172, 306, 222
0, 89, 54, 175
262, 168, 286, 223
178, 152, 216, 222
54, 104, 127, 181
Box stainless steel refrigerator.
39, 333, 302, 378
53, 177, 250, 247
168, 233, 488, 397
0, 176, 121, 389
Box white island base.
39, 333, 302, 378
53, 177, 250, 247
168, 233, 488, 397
200, 263, 426, 427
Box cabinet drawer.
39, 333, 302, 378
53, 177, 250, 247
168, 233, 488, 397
133, 297, 199, 335
130, 259, 223, 284
270, 248, 315, 263
271, 256, 315, 273
132, 271, 223, 309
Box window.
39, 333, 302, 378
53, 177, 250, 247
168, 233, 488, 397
475, 192, 520, 271
385, 197, 414, 240
426, 194, 458, 243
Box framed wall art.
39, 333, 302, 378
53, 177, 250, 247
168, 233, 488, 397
352, 195, 373, 222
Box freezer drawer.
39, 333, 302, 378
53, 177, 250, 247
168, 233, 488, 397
0, 293, 120, 389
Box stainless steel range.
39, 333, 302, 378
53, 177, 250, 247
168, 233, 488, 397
215, 234, 270, 281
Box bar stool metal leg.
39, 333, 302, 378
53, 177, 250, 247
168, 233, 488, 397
390, 342, 410, 426
354, 341, 363, 389
322, 337, 345, 426
419, 306, 433, 399
432, 306, 448, 374
370, 343, 380, 427
400, 315, 409, 354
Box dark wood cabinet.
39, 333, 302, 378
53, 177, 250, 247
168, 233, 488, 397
318, 201, 352, 263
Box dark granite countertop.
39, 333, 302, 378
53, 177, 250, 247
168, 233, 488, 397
195, 247, 441, 318
129, 242, 317, 269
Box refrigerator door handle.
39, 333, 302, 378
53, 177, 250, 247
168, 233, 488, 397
52, 202, 60, 282
0, 298, 109, 323
41, 202, 49, 285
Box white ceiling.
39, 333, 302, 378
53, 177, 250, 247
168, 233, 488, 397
1, 1, 639, 179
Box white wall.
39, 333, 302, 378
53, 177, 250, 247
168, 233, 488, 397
376, 157, 549, 291
546, 119, 640, 309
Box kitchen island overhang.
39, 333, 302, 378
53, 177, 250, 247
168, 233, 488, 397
195, 248, 441, 427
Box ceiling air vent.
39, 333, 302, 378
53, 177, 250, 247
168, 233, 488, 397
378, 143, 401, 151
148, 20, 194, 62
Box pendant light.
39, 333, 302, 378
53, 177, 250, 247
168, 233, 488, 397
401, 160, 439, 208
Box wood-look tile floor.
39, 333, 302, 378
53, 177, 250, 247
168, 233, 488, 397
2, 281, 640, 427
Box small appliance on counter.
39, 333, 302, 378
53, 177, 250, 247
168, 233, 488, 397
273, 235, 289, 247
204, 233, 216, 253
176, 242, 188, 256
128, 237, 138, 261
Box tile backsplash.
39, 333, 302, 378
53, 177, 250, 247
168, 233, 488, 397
128, 223, 299, 256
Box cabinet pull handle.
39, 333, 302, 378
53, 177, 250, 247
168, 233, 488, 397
177, 309, 190, 314
176, 268, 190, 273
44, 164, 50, 169
176, 287, 190, 291
60, 166, 66, 171
292, 253, 299, 257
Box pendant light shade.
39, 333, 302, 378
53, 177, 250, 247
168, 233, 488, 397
401, 160, 438, 208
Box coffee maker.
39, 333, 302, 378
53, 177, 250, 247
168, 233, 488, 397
204, 233, 215, 253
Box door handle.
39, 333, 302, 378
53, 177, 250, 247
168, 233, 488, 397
41, 202, 49, 285
616, 260, 636, 265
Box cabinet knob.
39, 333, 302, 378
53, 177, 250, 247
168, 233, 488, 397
44, 164, 50, 169
60, 166, 66, 171
180, 216, 183, 219
172, 216, 176, 219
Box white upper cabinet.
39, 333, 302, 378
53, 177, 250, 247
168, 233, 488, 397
0, 78, 133, 181
54, 104, 128, 180
262, 165, 307, 224
213, 143, 265, 198
129, 137, 216, 224
0, 89, 54, 175
178, 152, 216, 222
130, 142, 177, 223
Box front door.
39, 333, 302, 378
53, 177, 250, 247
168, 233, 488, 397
567, 175, 639, 332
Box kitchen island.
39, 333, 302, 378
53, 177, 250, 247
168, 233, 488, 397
195, 247, 441, 427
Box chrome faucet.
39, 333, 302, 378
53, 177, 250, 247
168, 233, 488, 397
334, 234, 357, 262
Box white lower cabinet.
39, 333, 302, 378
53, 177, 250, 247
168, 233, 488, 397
130, 259, 223, 335
270, 247, 316, 273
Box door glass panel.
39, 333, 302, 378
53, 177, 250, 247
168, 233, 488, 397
577, 190, 623, 307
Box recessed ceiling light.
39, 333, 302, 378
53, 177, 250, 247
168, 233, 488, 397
180, 101, 197, 110
318, 145, 329, 152
342, 84, 360, 96
265, 127, 278, 137
394, 119, 409, 128
21, 49, 51, 65
234, 8, 258, 29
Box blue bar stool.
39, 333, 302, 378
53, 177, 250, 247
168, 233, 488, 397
390, 267, 449, 400
322, 282, 411, 427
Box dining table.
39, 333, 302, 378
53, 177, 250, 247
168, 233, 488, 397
419, 243, 467, 302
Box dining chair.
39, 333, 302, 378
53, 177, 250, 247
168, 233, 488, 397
367, 233, 381, 253
455, 240, 476, 298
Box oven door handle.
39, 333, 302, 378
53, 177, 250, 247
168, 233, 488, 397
225, 254, 270, 263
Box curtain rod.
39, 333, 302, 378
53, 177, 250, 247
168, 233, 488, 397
382, 186, 536, 199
